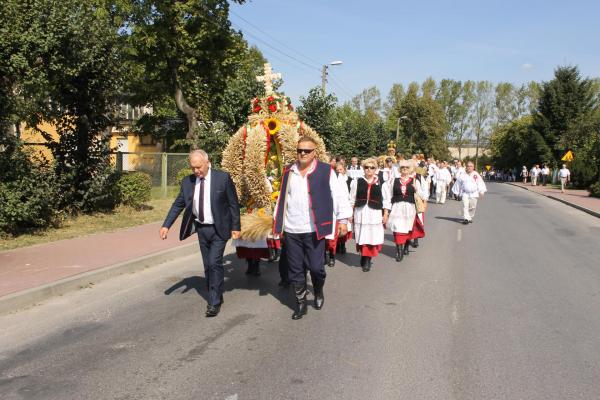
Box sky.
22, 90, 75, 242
230, 0, 600, 105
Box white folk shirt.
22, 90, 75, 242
347, 165, 364, 180
281, 160, 352, 235
435, 168, 452, 185
454, 167, 466, 179
559, 168, 570, 178
453, 171, 487, 198
541, 167, 550, 175
428, 163, 439, 181
530, 167, 541, 177
193, 168, 214, 224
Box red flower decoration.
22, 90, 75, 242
268, 104, 277, 113
253, 105, 262, 113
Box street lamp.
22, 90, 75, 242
396, 115, 408, 142
321, 61, 343, 95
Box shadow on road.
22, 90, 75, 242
434, 216, 465, 224
164, 253, 295, 311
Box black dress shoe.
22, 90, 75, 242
313, 278, 325, 310
411, 238, 419, 248
360, 256, 368, 271
205, 304, 220, 317
292, 283, 308, 320
403, 243, 410, 256
462, 219, 469, 225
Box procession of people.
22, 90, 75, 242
161, 142, 488, 319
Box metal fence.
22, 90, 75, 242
111, 152, 189, 198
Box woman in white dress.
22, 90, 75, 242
349, 158, 391, 272
387, 160, 427, 262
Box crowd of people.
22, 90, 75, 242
159, 140, 487, 319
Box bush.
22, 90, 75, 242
0, 171, 62, 237
589, 182, 600, 198
78, 167, 122, 212
0, 140, 62, 235
117, 171, 152, 208
177, 167, 193, 185
570, 157, 598, 189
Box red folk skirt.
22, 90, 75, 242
393, 216, 425, 245
356, 244, 382, 257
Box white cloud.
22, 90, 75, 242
521, 63, 534, 70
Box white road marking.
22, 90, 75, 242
457, 229, 462, 242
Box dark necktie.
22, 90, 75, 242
198, 177, 205, 223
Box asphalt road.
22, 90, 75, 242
1, 183, 600, 400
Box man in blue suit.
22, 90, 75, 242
160, 150, 241, 317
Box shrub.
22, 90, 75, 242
177, 167, 193, 185
0, 140, 62, 235
570, 157, 598, 189
78, 167, 122, 212
117, 171, 152, 208
0, 169, 62, 236
589, 182, 600, 198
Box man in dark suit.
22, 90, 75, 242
160, 150, 241, 317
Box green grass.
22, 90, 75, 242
0, 196, 176, 252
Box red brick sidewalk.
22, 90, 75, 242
0, 220, 196, 299
509, 182, 600, 216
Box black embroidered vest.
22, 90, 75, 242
391, 177, 415, 204
354, 178, 383, 210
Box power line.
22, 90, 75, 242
230, 11, 323, 68
231, 23, 320, 72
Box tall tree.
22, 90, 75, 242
452, 81, 476, 159
125, 0, 246, 144
436, 79, 462, 145
351, 86, 382, 117
297, 87, 338, 152
494, 82, 517, 127
471, 81, 494, 168
533, 65, 596, 163
1, 0, 125, 211
421, 77, 437, 100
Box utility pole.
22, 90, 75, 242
321, 65, 328, 96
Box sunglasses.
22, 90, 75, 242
363, 166, 376, 170
296, 148, 315, 154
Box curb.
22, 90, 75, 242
507, 183, 600, 219
0, 243, 198, 315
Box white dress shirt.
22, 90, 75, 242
281, 160, 352, 235
193, 168, 214, 224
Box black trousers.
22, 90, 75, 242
196, 223, 227, 306
284, 232, 326, 284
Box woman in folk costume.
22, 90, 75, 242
349, 158, 391, 272
334, 161, 353, 256
409, 160, 429, 248
388, 160, 428, 262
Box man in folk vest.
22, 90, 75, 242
273, 136, 352, 320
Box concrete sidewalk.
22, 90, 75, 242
507, 182, 600, 218
0, 220, 198, 313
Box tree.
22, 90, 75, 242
533, 66, 597, 163
396, 86, 450, 159
351, 86, 382, 117
490, 116, 551, 170
125, 0, 246, 144
297, 87, 338, 152
452, 81, 476, 159
471, 81, 494, 169
435, 79, 463, 150
1, 0, 125, 212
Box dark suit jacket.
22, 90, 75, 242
162, 168, 241, 241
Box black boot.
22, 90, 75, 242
328, 252, 336, 267
411, 238, 419, 248
324, 251, 331, 267
292, 283, 308, 320
252, 259, 261, 276
403, 242, 410, 256
360, 256, 368, 271
274, 248, 281, 262
340, 241, 347, 254
268, 247, 276, 263
364, 257, 372, 272
395, 245, 403, 262
245, 259, 253, 275
313, 278, 325, 310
